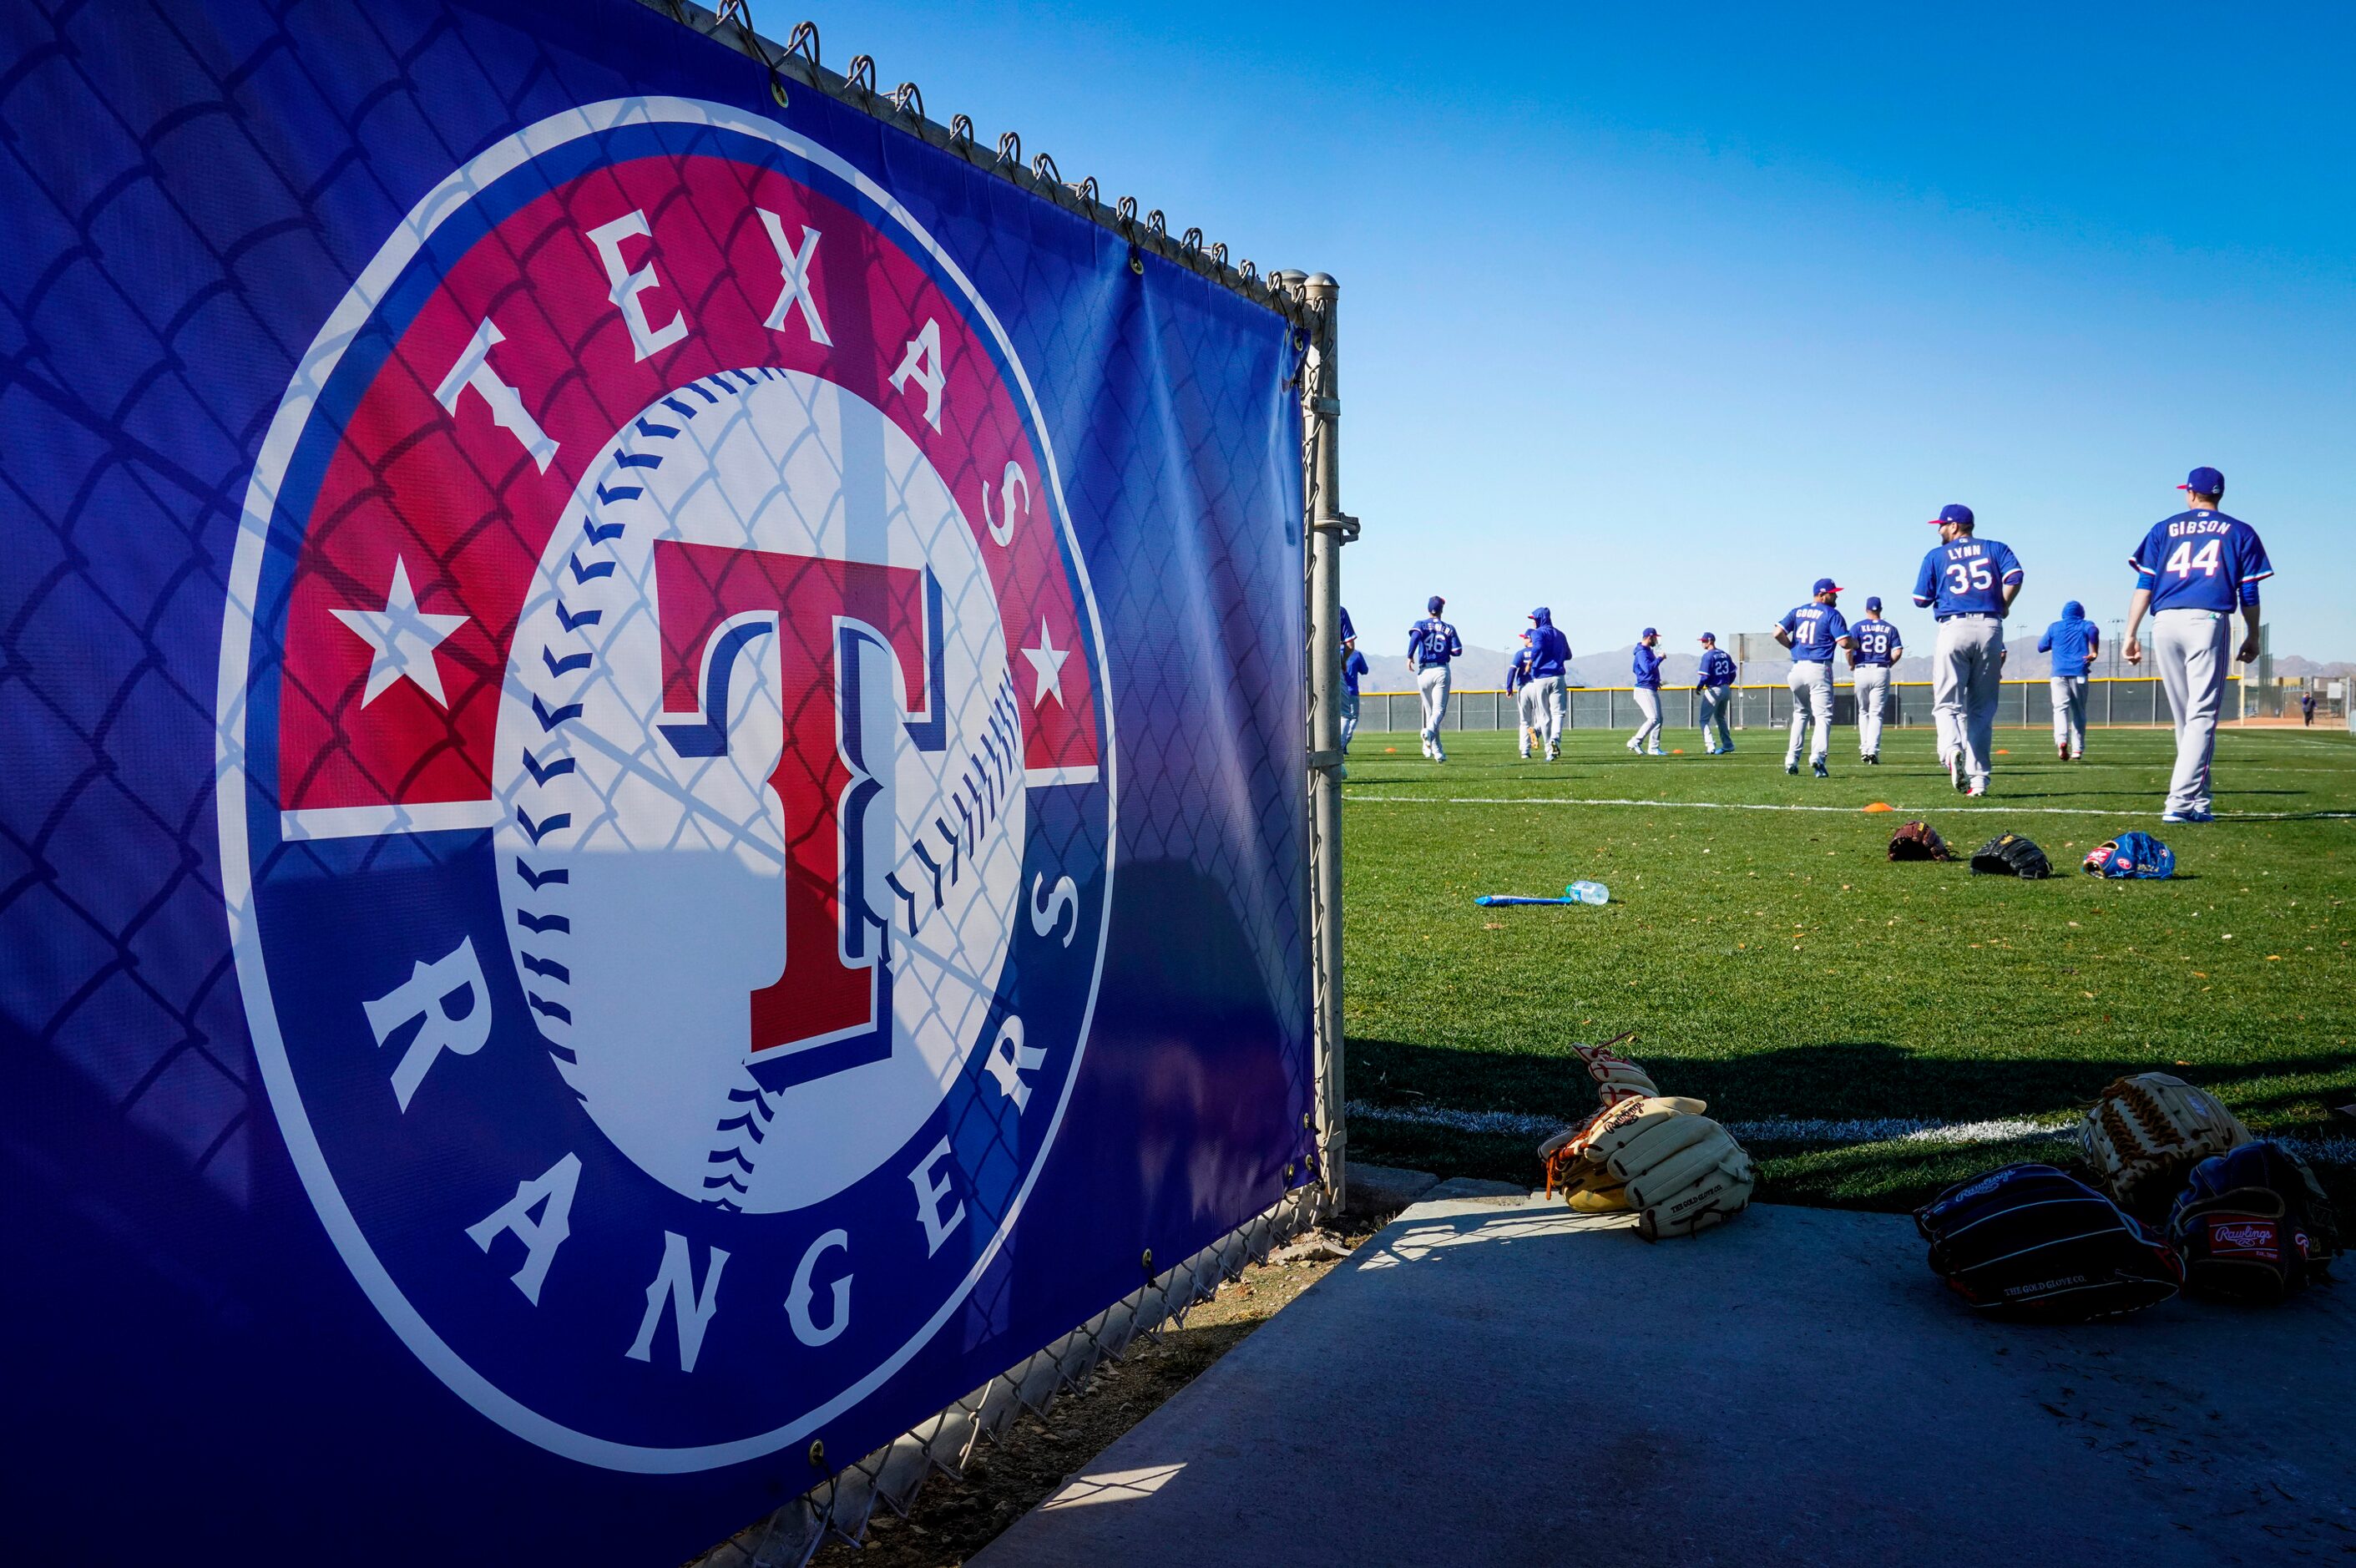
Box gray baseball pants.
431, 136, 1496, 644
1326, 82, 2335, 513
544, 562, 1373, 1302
1853, 665, 1891, 756
1526, 675, 1566, 754
1933, 617, 2004, 788
2153, 608, 2230, 816
1696, 685, 1733, 751
1629, 687, 1664, 751
1785, 662, 1833, 765
1418, 665, 1453, 756
2050, 675, 2087, 756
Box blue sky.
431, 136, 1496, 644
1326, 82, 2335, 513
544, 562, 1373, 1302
836, 2, 2355, 663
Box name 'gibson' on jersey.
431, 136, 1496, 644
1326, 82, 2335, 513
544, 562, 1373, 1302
2130, 509, 2273, 615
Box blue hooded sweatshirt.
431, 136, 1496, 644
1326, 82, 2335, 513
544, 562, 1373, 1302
1525, 607, 1571, 678
2037, 599, 2100, 680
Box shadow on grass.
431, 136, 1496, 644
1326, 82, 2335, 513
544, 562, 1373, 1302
1348, 1037, 2356, 1214
1349, 1036, 2356, 1127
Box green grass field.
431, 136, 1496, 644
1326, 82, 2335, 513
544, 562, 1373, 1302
1338, 721, 2356, 1212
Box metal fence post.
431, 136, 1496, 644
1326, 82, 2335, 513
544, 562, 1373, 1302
1297, 271, 1350, 1216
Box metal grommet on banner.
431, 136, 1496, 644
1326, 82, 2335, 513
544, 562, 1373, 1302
1128, 245, 1144, 277
769, 68, 789, 109
1140, 1247, 1154, 1277
808, 1439, 826, 1470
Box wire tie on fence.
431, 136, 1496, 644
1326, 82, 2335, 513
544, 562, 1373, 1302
948, 113, 975, 152
784, 18, 820, 64
1031, 151, 1062, 187
843, 53, 876, 95
890, 80, 924, 119
995, 129, 1022, 170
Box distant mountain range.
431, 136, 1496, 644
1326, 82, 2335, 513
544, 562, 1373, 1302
1360, 640, 2351, 692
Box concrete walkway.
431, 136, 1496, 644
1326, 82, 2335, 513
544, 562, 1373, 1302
980, 1188, 2354, 1566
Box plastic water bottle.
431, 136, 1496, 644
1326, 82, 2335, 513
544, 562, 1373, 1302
1565, 880, 1609, 906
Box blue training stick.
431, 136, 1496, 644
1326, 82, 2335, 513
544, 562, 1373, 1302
1474, 894, 1575, 907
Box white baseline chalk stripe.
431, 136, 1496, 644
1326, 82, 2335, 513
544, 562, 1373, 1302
1347, 1100, 2356, 1167
281, 799, 504, 840
1345, 794, 2355, 822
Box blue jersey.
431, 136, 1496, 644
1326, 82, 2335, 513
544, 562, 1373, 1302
2129, 510, 2272, 614
1630, 644, 1664, 688
1696, 648, 1737, 687
1778, 603, 1850, 664
1407, 616, 1462, 669
1504, 648, 1534, 693
1850, 615, 1901, 666
1913, 537, 2024, 619
1342, 647, 1368, 695
1526, 624, 1571, 679
1339, 604, 1356, 644
2037, 616, 2099, 679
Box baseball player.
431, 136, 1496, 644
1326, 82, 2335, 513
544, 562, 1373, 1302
1407, 594, 1463, 762
1913, 503, 2024, 797
1775, 578, 1852, 776
1506, 631, 1537, 759
1625, 628, 1666, 756
2036, 599, 2101, 761
1694, 632, 1738, 753
1339, 631, 1368, 760
1846, 596, 1902, 764
1524, 606, 1572, 761
2303, 690, 2317, 726
2123, 466, 2272, 823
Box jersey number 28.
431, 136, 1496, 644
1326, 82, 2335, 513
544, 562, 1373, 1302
2164, 539, 2223, 579
1944, 559, 1994, 594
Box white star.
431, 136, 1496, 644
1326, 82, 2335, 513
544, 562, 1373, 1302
1020, 618, 1070, 709
331, 557, 468, 709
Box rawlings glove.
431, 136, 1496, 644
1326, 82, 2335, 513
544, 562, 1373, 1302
2082, 832, 2175, 879
2080, 1072, 2250, 1216
1887, 821, 1953, 862
2167, 1140, 2339, 1305
1969, 832, 2051, 878
1915, 1163, 2182, 1321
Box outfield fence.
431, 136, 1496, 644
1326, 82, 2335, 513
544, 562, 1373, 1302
1359, 676, 2348, 735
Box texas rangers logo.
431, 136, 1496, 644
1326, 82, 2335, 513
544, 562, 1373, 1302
216, 100, 1112, 1469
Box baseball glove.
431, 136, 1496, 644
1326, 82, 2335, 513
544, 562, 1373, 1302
2080, 1072, 2251, 1216
1915, 1162, 2182, 1321
1544, 1095, 1753, 1239
2082, 831, 2175, 879
2167, 1140, 2340, 1305
1969, 832, 2050, 878
1571, 1030, 1658, 1105
1887, 820, 1953, 862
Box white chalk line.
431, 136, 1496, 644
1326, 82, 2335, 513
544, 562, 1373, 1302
1348, 1100, 2356, 1168
1345, 794, 2356, 822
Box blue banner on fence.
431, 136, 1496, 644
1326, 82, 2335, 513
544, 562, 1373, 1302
1, 1, 1307, 1557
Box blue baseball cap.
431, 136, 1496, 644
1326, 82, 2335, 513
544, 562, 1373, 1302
1812, 577, 1843, 595
2179, 466, 2224, 495
1641, 626, 1658, 638
1697, 631, 1716, 643
1866, 595, 1883, 611
1927, 503, 1974, 528
1428, 594, 1444, 614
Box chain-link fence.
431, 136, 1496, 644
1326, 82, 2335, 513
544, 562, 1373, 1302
1353, 676, 2286, 734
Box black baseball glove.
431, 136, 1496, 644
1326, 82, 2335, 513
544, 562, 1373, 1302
1970, 832, 2050, 878
1915, 1162, 2182, 1320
